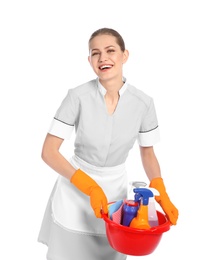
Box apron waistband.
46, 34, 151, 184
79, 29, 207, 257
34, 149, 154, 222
71, 155, 126, 175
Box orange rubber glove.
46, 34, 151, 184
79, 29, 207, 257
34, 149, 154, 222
70, 169, 108, 218
149, 177, 179, 225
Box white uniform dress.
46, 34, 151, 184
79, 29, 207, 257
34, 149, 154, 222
38, 78, 160, 260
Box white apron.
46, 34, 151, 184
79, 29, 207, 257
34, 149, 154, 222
51, 155, 128, 235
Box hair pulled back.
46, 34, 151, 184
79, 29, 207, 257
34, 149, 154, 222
89, 28, 125, 52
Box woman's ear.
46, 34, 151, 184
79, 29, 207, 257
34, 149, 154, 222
88, 55, 93, 68
123, 49, 129, 64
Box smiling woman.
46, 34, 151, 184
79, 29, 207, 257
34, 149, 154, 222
88, 29, 129, 115
88, 31, 129, 89
38, 27, 178, 260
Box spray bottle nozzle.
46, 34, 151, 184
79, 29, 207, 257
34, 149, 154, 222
133, 188, 154, 205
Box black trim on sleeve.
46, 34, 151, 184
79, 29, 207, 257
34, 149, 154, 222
54, 117, 74, 127
139, 125, 158, 133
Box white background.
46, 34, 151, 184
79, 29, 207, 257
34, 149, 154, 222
1, 0, 210, 259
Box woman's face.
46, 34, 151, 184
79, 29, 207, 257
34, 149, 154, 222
88, 34, 128, 82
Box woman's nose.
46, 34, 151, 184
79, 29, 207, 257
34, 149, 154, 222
99, 52, 108, 62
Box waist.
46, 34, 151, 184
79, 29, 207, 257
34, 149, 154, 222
70, 155, 126, 175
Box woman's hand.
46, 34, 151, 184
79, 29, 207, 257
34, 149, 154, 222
71, 169, 108, 218
140, 146, 179, 225
150, 177, 179, 225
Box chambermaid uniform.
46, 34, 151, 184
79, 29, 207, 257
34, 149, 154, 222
38, 78, 160, 260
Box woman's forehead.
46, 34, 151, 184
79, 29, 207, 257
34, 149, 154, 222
89, 34, 118, 50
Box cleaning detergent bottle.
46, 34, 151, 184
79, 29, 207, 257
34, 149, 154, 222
122, 200, 139, 226
147, 187, 159, 227
148, 196, 159, 227
129, 188, 154, 230
131, 185, 159, 227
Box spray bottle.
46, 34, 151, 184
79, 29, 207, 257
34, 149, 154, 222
148, 190, 159, 227
129, 188, 153, 229
127, 181, 147, 200
128, 181, 159, 227
130, 187, 159, 229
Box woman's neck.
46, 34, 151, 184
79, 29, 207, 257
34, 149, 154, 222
101, 78, 124, 115
99, 78, 124, 98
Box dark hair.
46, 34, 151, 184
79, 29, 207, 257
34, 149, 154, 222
88, 28, 125, 52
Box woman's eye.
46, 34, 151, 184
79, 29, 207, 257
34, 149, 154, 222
108, 49, 115, 53
92, 52, 99, 56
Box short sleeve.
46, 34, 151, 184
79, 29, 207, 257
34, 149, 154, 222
137, 98, 160, 146
48, 89, 79, 139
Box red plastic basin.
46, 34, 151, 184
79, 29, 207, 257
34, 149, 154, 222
102, 210, 170, 256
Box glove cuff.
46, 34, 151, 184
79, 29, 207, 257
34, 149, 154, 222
149, 177, 167, 202
70, 168, 98, 196
149, 177, 166, 193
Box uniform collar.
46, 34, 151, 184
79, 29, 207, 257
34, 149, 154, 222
97, 77, 128, 97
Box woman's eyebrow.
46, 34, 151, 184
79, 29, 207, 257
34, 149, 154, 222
91, 45, 116, 52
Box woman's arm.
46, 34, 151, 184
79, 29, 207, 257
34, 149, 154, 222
140, 146, 179, 225
139, 146, 161, 181
41, 133, 108, 217
41, 133, 76, 179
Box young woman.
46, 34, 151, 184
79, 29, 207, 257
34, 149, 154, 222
38, 28, 178, 260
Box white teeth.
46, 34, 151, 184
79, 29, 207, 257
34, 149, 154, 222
100, 65, 112, 69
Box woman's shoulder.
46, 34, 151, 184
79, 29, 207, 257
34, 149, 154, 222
68, 79, 97, 97
127, 83, 153, 105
